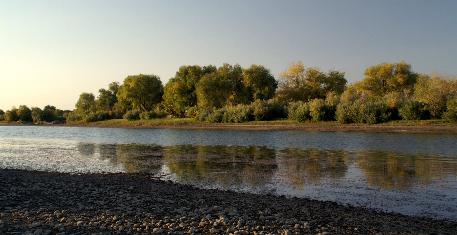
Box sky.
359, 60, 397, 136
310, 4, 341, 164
1, 0, 456, 110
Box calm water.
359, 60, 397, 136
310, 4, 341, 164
1, 126, 457, 220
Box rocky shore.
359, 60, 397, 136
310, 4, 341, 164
0, 169, 456, 235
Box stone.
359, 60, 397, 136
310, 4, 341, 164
152, 228, 163, 234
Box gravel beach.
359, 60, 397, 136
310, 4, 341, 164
0, 169, 456, 235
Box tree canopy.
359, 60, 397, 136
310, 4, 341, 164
361, 62, 417, 95
277, 62, 347, 102
242, 64, 277, 101
117, 74, 164, 112
75, 93, 96, 115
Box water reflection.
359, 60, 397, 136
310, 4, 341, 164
78, 143, 164, 174
357, 151, 457, 189
164, 145, 277, 187
75, 143, 457, 191
276, 149, 350, 188
77, 143, 96, 156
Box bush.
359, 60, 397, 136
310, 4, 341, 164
336, 98, 390, 124
185, 106, 199, 118
123, 110, 140, 120
222, 104, 253, 123
196, 109, 211, 122
251, 99, 287, 121
139, 111, 167, 120
65, 112, 82, 122
357, 98, 390, 124
83, 111, 111, 122
309, 99, 329, 121
325, 91, 340, 107
399, 100, 429, 120
335, 102, 354, 124
206, 108, 225, 123
444, 98, 457, 122
288, 101, 310, 122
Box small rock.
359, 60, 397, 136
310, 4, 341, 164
76, 221, 84, 226
152, 228, 163, 234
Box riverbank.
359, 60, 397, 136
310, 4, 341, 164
3, 119, 457, 134
0, 169, 456, 234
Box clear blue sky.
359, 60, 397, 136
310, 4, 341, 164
1, 0, 456, 110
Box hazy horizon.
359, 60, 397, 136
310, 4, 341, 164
1, 0, 456, 110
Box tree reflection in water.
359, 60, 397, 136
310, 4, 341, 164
356, 151, 457, 189
75, 143, 457, 191
275, 148, 349, 188
164, 145, 277, 187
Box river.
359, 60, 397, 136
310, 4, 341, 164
1, 126, 456, 220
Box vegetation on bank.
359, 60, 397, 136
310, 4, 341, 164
2, 61, 457, 125
0, 105, 69, 124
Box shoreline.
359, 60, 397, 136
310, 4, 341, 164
2, 119, 457, 134
1, 169, 456, 234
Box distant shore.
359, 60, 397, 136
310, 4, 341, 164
2, 119, 457, 134
1, 169, 456, 234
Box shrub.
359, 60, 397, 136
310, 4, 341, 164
309, 99, 328, 121
336, 97, 390, 124
65, 112, 82, 122
325, 91, 340, 107
444, 98, 457, 122
123, 110, 140, 121
206, 108, 225, 123
336, 102, 354, 124
357, 98, 390, 124
251, 99, 287, 121
139, 111, 167, 120
196, 109, 211, 122
399, 100, 429, 120
185, 106, 199, 118
288, 101, 310, 122
222, 104, 253, 123
383, 91, 407, 120
83, 111, 110, 122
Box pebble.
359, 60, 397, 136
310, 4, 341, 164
0, 169, 454, 235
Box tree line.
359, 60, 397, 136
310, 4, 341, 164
60, 61, 457, 124
2, 61, 456, 124
0, 105, 68, 123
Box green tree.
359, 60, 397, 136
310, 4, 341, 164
0, 109, 4, 121
324, 70, 347, 95
414, 75, 450, 118
163, 78, 189, 116
96, 82, 119, 112
196, 73, 233, 109
217, 64, 249, 105
163, 65, 217, 117
277, 62, 347, 102
41, 105, 57, 122
242, 65, 277, 101
31, 107, 43, 123
17, 105, 32, 122
361, 62, 417, 95
277, 62, 308, 101
5, 107, 19, 122
117, 74, 163, 112
75, 93, 96, 115
444, 97, 457, 122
